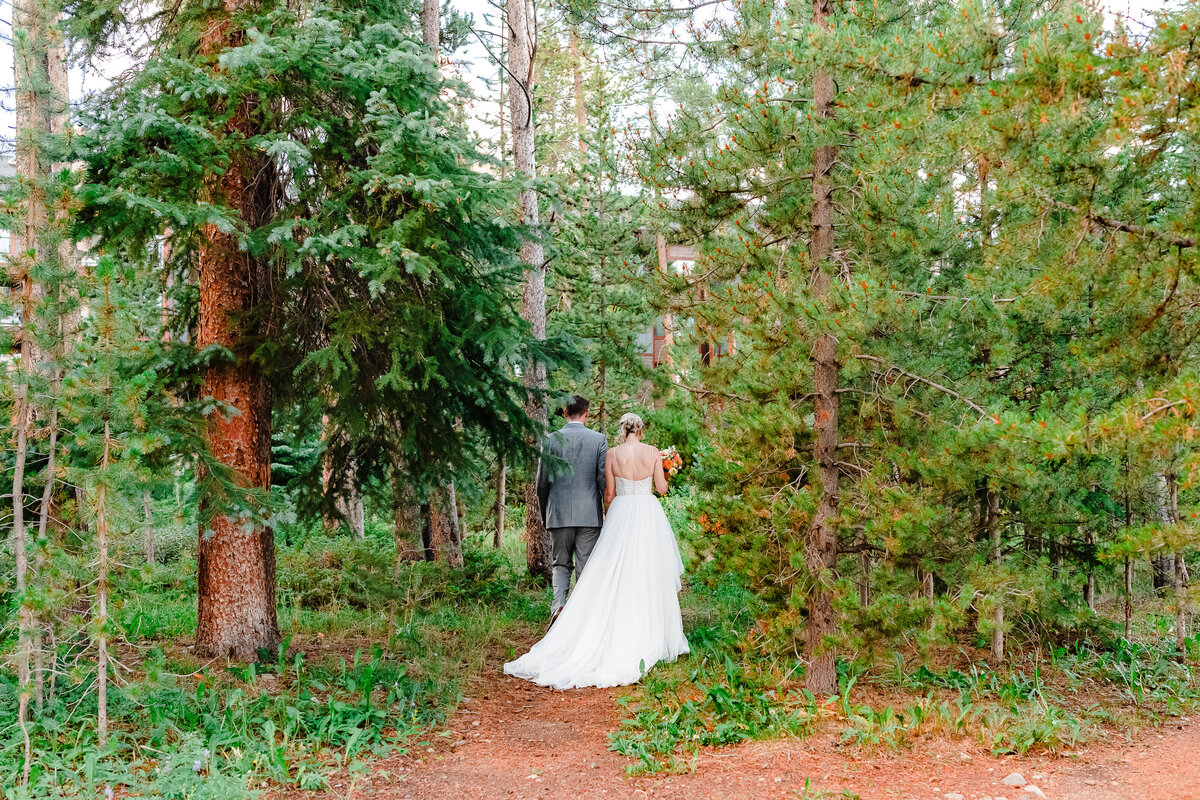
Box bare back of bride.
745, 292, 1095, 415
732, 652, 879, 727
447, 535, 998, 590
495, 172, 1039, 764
504, 413, 689, 689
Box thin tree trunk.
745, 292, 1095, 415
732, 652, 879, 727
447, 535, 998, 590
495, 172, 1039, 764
859, 550, 870, 607
12, 0, 52, 778
1165, 471, 1188, 653
507, 0, 552, 581
1124, 478, 1134, 641
656, 234, 674, 368
1153, 555, 1174, 595
597, 256, 608, 424
421, 0, 439, 52
32, 406, 53, 716
494, 457, 507, 549
194, 0, 279, 660
390, 457, 423, 558
1084, 528, 1096, 612
987, 485, 1004, 663
32, 9, 73, 717
1153, 471, 1175, 598
33, 350, 60, 714
1124, 557, 1134, 641
497, 10, 507, 179
803, 0, 840, 696
388, 467, 421, 639
420, 504, 435, 562
1176, 553, 1188, 654
9, 387, 33, 785
321, 416, 366, 538
430, 485, 463, 567
143, 490, 156, 564
569, 27, 586, 154
96, 420, 111, 745
978, 152, 990, 246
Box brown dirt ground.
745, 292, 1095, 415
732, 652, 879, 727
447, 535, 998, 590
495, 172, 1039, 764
280, 661, 1200, 800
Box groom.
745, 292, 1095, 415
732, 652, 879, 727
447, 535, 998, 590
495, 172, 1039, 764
535, 394, 608, 623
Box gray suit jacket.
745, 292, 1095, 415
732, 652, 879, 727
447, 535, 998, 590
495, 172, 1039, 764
535, 422, 608, 529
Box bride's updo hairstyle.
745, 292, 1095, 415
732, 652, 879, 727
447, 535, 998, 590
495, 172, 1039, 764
617, 413, 645, 444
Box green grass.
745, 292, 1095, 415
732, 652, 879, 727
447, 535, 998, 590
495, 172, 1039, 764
608, 525, 1200, 774
0, 515, 547, 799
607, 572, 821, 775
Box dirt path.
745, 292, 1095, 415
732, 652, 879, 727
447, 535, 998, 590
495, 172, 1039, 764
295, 667, 1200, 800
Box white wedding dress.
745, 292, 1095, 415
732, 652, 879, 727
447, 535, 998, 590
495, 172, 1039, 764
504, 475, 690, 689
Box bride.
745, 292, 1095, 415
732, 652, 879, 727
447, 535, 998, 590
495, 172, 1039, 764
504, 413, 690, 689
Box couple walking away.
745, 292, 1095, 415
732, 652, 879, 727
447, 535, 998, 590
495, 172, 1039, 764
504, 395, 690, 690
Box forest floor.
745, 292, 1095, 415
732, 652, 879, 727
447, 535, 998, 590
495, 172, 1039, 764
282, 662, 1200, 800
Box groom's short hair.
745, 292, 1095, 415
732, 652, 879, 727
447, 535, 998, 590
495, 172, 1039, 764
564, 395, 590, 419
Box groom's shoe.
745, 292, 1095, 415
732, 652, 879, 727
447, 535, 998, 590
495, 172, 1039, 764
549, 608, 563, 629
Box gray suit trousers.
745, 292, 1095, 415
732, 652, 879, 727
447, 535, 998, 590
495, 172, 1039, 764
550, 526, 601, 613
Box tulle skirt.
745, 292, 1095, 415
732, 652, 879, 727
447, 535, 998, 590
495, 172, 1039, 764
504, 494, 690, 689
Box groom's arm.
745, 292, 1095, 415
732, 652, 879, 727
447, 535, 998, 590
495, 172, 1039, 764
595, 437, 608, 509
535, 453, 550, 526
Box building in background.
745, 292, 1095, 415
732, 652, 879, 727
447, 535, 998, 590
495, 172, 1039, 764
2, 162, 19, 356
636, 242, 732, 368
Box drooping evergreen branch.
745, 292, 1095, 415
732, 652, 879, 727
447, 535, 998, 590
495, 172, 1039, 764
854, 354, 989, 418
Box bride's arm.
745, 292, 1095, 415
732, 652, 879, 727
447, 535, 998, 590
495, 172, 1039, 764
652, 448, 669, 496
604, 453, 616, 509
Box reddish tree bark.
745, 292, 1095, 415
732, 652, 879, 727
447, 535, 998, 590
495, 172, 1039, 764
194, 0, 279, 660
804, 0, 840, 696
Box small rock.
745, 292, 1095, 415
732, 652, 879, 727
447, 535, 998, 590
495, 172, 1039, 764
1024, 786, 1046, 799
943, 793, 965, 800
958, 752, 973, 762
1002, 772, 1028, 787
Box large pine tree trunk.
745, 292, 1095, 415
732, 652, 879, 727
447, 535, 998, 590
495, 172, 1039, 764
804, 0, 840, 696
194, 0, 279, 660
507, 0, 552, 580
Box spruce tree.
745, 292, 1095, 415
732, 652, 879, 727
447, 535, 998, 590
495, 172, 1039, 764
78, 0, 575, 658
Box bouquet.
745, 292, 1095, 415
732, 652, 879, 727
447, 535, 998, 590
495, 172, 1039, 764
660, 446, 683, 478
